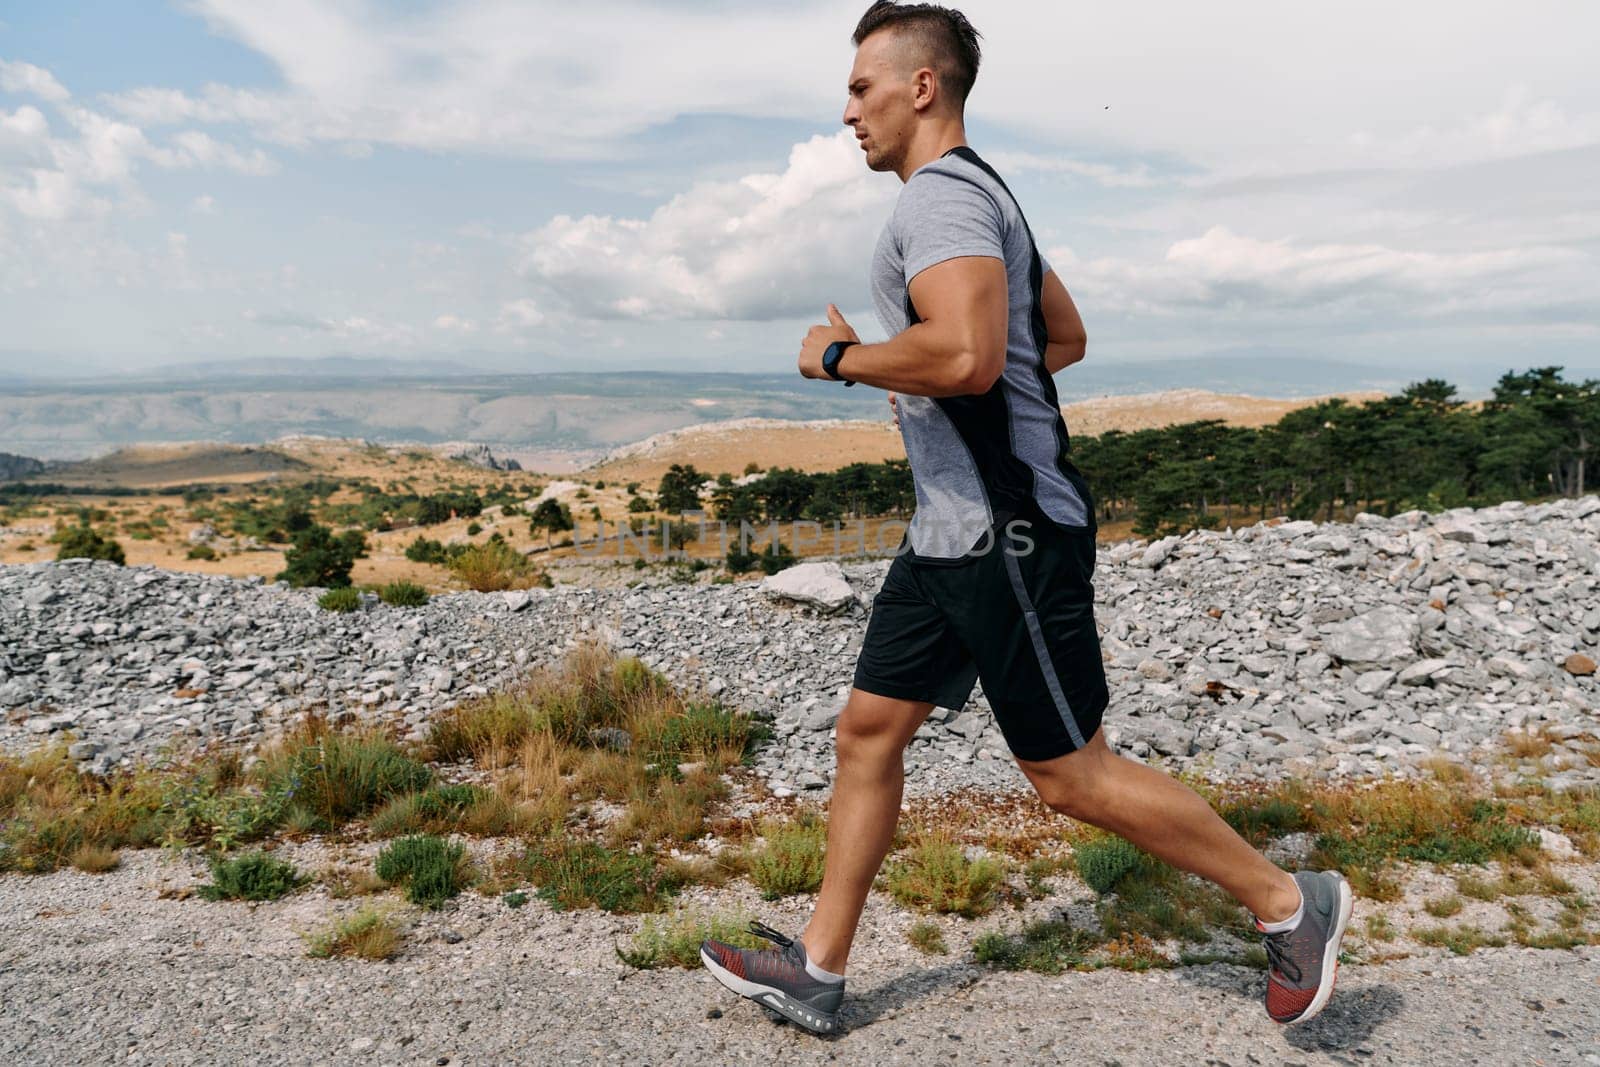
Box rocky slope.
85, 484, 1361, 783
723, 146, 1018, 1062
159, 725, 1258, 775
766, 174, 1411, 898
2, 497, 1597, 796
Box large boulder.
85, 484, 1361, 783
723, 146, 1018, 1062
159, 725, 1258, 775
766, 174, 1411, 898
1322, 606, 1417, 668
760, 561, 856, 614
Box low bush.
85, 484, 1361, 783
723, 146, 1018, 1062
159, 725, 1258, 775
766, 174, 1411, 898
880, 834, 1005, 917
199, 850, 306, 902
318, 587, 361, 612
448, 537, 540, 592
53, 523, 125, 564
973, 918, 1100, 974
519, 838, 682, 914
379, 580, 430, 607
907, 920, 948, 955
368, 784, 527, 838
257, 721, 432, 829
617, 909, 763, 969
1073, 835, 1148, 894
747, 814, 827, 900
374, 835, 473, 909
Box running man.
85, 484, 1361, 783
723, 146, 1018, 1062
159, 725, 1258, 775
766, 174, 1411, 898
702, 1, 1352, 1034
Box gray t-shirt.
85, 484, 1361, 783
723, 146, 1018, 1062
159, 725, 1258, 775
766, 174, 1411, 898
869, 146, 1091, 562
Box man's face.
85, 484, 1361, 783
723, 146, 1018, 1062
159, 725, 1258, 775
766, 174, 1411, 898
842, 31, 918, 174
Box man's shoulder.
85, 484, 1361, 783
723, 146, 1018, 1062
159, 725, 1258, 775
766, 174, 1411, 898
892, 155, 1001, 223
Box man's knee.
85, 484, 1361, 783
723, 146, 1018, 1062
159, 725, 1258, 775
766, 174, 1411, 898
1020, 739, 1114, 820
834, 690, 926, 764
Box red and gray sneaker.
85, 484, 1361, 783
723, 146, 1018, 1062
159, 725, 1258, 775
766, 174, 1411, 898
1258, 870, 1355, 1024
700, 921, 845, 1034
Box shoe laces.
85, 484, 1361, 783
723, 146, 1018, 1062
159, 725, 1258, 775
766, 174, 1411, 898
748, 920, 794, 949
1261, 930, 1303, 984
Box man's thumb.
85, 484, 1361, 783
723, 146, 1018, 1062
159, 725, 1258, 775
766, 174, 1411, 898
827, 303, 847, 326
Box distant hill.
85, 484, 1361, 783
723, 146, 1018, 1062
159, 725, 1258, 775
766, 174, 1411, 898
0, 451, 47, 481
4, 359, 1593, 463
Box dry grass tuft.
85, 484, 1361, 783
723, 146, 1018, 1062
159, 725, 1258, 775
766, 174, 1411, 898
305, 906, 404, 961
69, 844, 121, 874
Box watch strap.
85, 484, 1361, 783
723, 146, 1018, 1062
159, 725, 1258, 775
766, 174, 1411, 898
825, 340, 858, 385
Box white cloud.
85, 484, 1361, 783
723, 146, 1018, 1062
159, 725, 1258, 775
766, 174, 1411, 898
495, 297, 544, 331
521, 131, 895, 320
191, 194, 217, 214
1047, 227, 1590, 320
243, 308, 420, 347
0, 104, 50, 160
984, 151, 1162, 189
0, 60, 70, 103
432, 313, 477, 333
88, 1, 1599, 179
0, 65, 276, 224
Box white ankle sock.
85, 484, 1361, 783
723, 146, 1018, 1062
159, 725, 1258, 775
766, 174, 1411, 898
803, 955, 845, 983
1256, 882, 1304, 934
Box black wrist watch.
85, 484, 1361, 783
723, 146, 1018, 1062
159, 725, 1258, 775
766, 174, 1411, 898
822, 340, 858, 386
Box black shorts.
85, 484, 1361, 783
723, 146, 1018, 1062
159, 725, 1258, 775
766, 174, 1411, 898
851, 505, 1109, 762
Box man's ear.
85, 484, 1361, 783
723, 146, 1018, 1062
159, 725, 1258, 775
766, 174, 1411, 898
911, 67, 938, 112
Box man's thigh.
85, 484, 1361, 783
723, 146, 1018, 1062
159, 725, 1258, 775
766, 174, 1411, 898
852, 553, 979, 712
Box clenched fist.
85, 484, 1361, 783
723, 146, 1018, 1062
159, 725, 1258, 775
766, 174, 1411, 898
798, 304, 860, 381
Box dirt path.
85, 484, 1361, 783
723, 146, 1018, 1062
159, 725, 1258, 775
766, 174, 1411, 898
3, 853, 1597, 1066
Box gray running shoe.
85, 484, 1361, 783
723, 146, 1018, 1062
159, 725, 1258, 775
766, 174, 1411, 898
1258, 870, 1355, 1023
700, 921, 845, 1034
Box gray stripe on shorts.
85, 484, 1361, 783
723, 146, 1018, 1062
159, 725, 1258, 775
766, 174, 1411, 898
1001, 541, 1088, 751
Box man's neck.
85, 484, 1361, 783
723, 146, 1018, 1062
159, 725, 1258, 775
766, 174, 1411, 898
895, 120, 969, 182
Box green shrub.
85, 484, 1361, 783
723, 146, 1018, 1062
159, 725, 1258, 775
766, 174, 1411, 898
367, 784, 521, 838
186, 544, 217, 561
379, 580, 429, 607
644, 702, 766, 763
276, 523, 367, 588
404, 536, 448, 564
318, 587, 361, 612
907, 920, 948, 955
374, 835, 472, 909
259, 726, 432, 829
199, 850, 306, 902
881, 835, 1005, 917
747, 815, 827, 900
520, 839, 682, 913
973, 918, 1099, 974
448, 537, 537, 592
53, 523, 125, 564
618, 909, 763, 969
1074, 835, 1147, 894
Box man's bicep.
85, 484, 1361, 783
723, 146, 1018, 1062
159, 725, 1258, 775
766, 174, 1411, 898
907, 256, 1008, 361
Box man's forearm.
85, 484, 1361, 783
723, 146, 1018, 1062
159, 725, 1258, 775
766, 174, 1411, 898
835, 322, 997, 397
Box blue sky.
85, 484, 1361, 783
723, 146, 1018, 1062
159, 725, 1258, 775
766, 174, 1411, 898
2, 1, 1598, 382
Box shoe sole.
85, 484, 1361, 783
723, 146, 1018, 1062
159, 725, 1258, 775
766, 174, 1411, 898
1283, 872, 1355, 1025
700, 947, 840, 1034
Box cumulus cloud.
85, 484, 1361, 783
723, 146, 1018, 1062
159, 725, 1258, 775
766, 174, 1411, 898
520, 131, 895, 320
0, 65, 276, 224
494, 298, 544, 331
0, 60, 70, 103
1047, 227, 1590, 321
87, 1, 1600, 179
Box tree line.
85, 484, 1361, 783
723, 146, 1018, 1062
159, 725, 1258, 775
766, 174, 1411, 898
1071, 367, 1597, 535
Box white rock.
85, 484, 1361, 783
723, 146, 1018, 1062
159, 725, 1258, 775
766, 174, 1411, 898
760, 562, 856, 614
1537, 828, 1579, 860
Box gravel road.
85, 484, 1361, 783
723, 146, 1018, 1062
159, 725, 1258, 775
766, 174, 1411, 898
4, 852, 1597, 1066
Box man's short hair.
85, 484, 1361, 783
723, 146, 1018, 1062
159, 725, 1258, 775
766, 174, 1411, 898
851, 1, 982, 109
